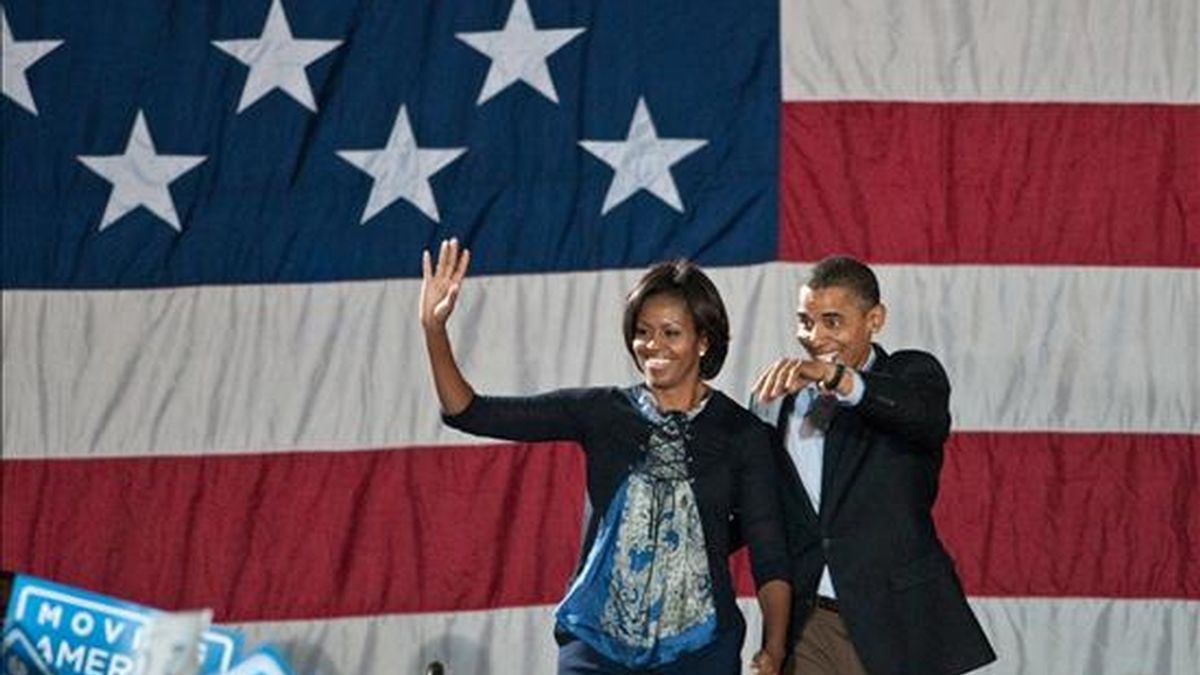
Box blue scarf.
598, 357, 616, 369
555, 387, 717, 668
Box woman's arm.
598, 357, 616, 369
752, 579, 790, 674
420, 239, 474, 415
738, 421, 793, 675
420, 239, 588, 442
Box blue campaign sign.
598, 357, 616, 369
3, 574, 242, 674
3, 625, 55, 675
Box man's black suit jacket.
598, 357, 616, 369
754, 345, 996, 675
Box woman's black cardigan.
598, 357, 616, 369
444, 386, 791, 634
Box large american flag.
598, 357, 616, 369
2, 0, 1197, 673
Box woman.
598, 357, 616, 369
420, 239, 790, 675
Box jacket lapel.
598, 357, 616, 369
818, 412, 867, 526
819, 345, 887, 525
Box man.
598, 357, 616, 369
750, 256, 996, 675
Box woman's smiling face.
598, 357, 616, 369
632, 293, 707, 393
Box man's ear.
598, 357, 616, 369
868, 303, 887, 335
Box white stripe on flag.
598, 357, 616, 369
780, 0, 1200, 103
3, 264, 1197, 458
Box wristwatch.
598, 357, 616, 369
822, 362, 846, 392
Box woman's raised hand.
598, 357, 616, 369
420, 238, 471, 330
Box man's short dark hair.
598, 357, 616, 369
623, 260, 730, 380
806, 255, 880, 308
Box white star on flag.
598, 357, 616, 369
579, 97, 708, 215
212, 0, 342, 113
1, 7, 63, 115
455, 0, 584, 105
337, 106, 466, 224
77, 110, 206, 232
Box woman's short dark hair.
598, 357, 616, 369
622, 260, 730, 380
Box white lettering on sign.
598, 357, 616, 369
83, 646, 110, 675
35, 602, 63, 629
70, 611, 96, 638
56, 638, 86, 670
35, 635, 54, 664
103, 618, 126, 645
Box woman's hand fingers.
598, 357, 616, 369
750, 649, 779, 675
435, 238, 450, 279
433, 238, 468, 279
452, 246, 470, 285
421, 240, 470, 328
434, 283, 459, 321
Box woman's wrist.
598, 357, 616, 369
422, 320, 448, 335
763, 641, 785, 657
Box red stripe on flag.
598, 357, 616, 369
1, 443, 585, 621
778, 102, 1200, 266
3, 433, 1197, 622
934, 431, 1200, 598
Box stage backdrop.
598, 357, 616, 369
2, 0, 1197, 673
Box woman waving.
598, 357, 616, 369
420, 239, 790, 675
